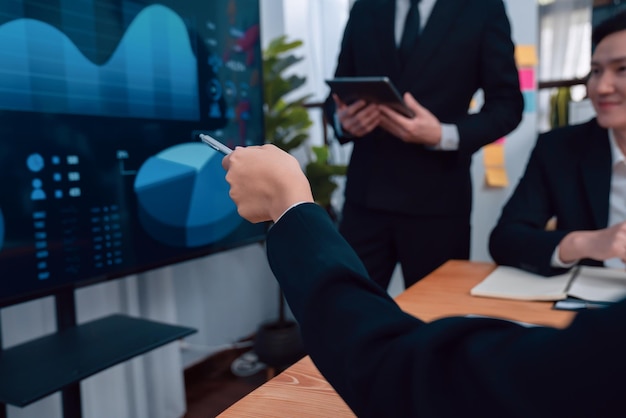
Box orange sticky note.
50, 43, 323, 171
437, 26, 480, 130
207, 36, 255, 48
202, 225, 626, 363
485, 167, 509, 187
515, 45, 537, 67
484, 143, 505, 167
483, 143, 508, 188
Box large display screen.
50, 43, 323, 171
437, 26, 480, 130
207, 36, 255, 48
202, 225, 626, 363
0, 0, 266, 307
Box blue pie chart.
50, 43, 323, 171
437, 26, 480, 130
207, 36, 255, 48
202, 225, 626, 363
0, 208, 4, 251
134, 143, 241, 247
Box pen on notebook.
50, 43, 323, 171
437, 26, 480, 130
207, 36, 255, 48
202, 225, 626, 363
554, 298, 612, 311
582, 300, 612, 309
564, 264, 581, 294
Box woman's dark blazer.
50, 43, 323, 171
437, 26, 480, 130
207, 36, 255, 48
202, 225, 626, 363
490, 118, 611, 276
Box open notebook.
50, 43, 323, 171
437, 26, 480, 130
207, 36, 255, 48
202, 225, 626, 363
470, 265, 626, 303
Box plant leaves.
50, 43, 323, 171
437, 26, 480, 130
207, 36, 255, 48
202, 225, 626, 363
263, 35, 346, 206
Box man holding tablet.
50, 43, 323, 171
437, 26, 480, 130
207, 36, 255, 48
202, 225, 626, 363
324, 0, 524, 290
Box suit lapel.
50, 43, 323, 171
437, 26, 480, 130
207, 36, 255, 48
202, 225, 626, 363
580, 123, 612, 229
398, 0, 467, 86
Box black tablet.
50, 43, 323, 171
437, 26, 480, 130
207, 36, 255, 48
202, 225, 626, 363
325, 76, 414, 118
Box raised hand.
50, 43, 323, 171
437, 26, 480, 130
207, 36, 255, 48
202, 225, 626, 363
222, 145, 313, 223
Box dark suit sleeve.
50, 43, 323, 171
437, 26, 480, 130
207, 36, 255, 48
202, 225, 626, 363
456, 0, 523, 155
267, 203, 626, 418
489, 135, 570, 276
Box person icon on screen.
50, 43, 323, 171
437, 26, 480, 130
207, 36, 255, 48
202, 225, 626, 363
31, 178, 46, 201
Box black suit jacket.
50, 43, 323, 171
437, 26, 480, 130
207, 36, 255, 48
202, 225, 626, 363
325, 0, 523, 217
490, 119, 611, 276
267, 203, 626, 418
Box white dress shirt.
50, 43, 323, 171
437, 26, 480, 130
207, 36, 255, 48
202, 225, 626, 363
604, 129, 626, 268
394, 0, 459, 150
393, 0, 437, 45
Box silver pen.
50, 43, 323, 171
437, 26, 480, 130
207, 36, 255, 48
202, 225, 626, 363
199, 134, 233, 155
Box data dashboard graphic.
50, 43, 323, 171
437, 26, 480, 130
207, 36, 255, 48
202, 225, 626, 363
0, 4, 199, 120
134, 143, 241, 247
0, 0, 266, 307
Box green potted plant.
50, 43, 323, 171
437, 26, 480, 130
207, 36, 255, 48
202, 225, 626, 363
262, 35, 346, 210
305, 145, 347, 219
262, 35, 312, 153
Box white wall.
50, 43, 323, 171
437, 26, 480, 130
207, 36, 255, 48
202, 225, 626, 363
1, 242, 279, 418
173, 244, 279, 367
2, 275, 187, 418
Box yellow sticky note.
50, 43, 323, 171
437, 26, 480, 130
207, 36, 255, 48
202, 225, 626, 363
485, 167, 509, 187
515, 45, 538, 67
483, 143, 505, 167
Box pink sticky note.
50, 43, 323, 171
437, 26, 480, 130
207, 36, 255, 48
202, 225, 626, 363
494, 137, 506, 145
519, 68, 535, 91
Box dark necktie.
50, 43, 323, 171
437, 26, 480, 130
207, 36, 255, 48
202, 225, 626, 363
399, 0, 421, 67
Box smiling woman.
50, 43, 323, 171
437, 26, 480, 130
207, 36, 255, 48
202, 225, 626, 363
490, 10, 626, 276
587, 26, 626, 136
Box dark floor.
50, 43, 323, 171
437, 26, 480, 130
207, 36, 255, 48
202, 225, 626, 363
182, 347, 268, 418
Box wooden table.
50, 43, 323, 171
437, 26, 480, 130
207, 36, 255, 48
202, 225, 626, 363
218, 260, 576, 417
